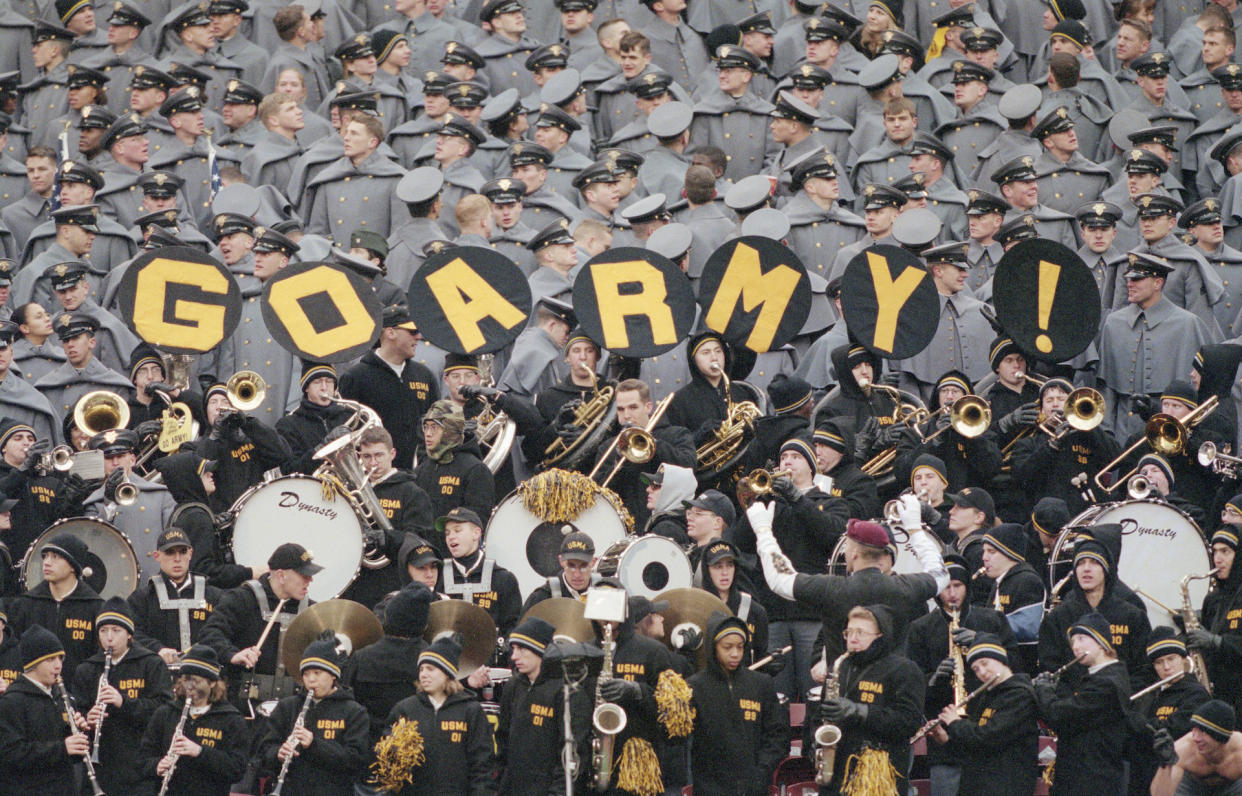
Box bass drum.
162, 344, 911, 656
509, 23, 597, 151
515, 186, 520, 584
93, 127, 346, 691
230, 476, 364, 602
23, 517, 138, 599
486, 489, 628, 599
596, 535, 692, 601
1049, 499, 1210, 628
827, 532, 923, 577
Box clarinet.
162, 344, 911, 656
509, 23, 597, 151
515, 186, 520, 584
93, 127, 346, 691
157, 692, 194, 796
91, 648, 113, 764
56, 675, 105, 796
271, 692, 314, 796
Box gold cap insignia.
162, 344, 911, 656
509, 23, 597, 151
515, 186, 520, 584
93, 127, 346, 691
549, 44, 562, 55
968, 190, 978, 201
1092, 202, 1106, 215
254, 225, 266, 237
498, 178, 511, 190
1207, 199, 1218, 210
61, 161, 75, 174
103, 430, 117, 443
355, 33, 367, 44
1022, 215, 1035, 227
53, 264, 68, 276
446, 42, 457, 52
1230, 64, 1241, 76
954, 61, 964, 71
865, 185, 876, 196
1020, 155, 1033, 168
227, 79, 238, 90
1141, 195, 1153, 207
512, 143, 523, 154
152, 173, 168, 185
459, 84, 471, 96
58, 314, 72, 327
186, 86, 199, 97
971, 26, 984, 36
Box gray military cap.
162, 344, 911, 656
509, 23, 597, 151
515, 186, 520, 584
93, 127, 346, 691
740, 207, 791, 240
648, 100, 693, 138
892, 207, 942, 249
397, 166, 447, 203
647, 222, 693, 260
997, 83, 1042, 121
540, 68, 583, 107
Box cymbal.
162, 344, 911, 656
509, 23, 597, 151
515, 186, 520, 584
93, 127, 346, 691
282, 599, 384, 674
424, 600, 498, 676
655, 588, 731, 671
523, 597, 594, 643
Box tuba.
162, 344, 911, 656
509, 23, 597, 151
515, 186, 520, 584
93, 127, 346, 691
542, 359, 617, 470
814, 652, 848, 786
474, 353, 517, 473
695, 363, 762, 480
75, 391, 130, 435
312, 398, 392, 568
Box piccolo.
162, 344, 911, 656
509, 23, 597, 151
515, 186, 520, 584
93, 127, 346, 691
910, 673, 1000, 744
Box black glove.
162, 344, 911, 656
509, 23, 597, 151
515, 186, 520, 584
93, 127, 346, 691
1132, 394, 1156, 422
134, 419, 163, 440
757, 651, 786, 677
1186, 628, 1222, 651
102, 467, 125, 503
673, 626, 702, 651
772, 474, 800, 503
1032, 677, 1057, 709
1048, 420, 1071, 450
460, 384, 500, 401
556, 424, 581, 445
879, 372, 901, 387
934, 412, 951, 433
1152, 727, 1179, 767
555, 399, 582, 427
952, 627, 977, 648
820, 697, 867, 725
997, 402, 1040, 434
928, 657, 957, 686
57, 473, 91, 507
694, 420, 718, 447
598, 677, 642, 703
323, 425, 351, 445
920, 501, 941, 527
19, 439, 50, 472
1031, 671, 1057, 689
213, 510, 235, 532
143, 381, 177, 398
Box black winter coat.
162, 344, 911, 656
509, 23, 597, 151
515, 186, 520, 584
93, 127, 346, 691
1200, 567, 1242, 717
1038, 585, 1153, 693
383, 690, 497, 795
127, 573, 222, 655
258, 687, 371, 795
943, 673, 1040, 796
1011, 425, 1120, 517
155, 451, 251, 588
342, 469, 433, 608
138, 698, 250, 796
413, 443, 495, 539
197, 414, 293, 512
276, 399, 356, 476
1128, 675, 1211, 796
435, 551, 522, 637
791, 566, 938, 662
496, 670, 591, 796
0, 676, 78, 795
1035, 659, 1131, 796
339, 351, 438, 469
8, 578, 103, 674
342, 635, 426, 748
197, 576, 310, 679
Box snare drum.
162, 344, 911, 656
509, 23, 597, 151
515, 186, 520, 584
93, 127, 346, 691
596, 535, 692, 600
1050, 498, 1210, 627
229, 476, 364, 602
23, 517, 138, 599
486, 489, 628, 599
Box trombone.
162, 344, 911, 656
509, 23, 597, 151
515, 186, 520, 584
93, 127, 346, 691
999, 388, 1105, 463
1015, 371, 1046, 388
1198, 441, 1242, 478
921, 395, 992, 444
1093, 395, 1219, 493
590, 393, 674, 488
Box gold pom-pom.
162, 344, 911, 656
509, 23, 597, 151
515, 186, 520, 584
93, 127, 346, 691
841, 747, 899, 796
655, 669, 695, 738
369, 717, 426, 793
517, 468, 634, 531
616, 736, 663, 796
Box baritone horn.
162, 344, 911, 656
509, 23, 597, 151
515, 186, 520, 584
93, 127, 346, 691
226, 370, 267, 411
74, 390, 130, 435
922, 395, 992, 443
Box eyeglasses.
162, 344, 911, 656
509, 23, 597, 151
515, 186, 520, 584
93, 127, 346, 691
842, 628, 880, 640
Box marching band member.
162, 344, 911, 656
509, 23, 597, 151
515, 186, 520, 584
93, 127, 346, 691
933, 633, 1040, 796
139, 644, 251, 796
8, 533, 103, 673
747, 373, 816, 468
71, 596, 172, 793
1023, 497, 1070, 591
684, 487, 734, 563
414, 401, 495, 532
0, 626, 88, 793
258, 634, 371, 794
153, 451, 254, 588
197, 381, 294, 512
399, 537, 443, 593
699, 539, 770, 665
1188, 525, 1242, 717
124, 342, 204, 432
434, 506, 521, 637
1133, 452, 1208, 522
642, 463, 697, 545
198, 542, 319, 707
0, 418, 71, 568
379, 636, 497, 795
894, 371, 1003, 493
812, 417, 880, 522
531, 327, 605, 430
0, 605, 21, 689
687, 612, 785, 796
1130, 627, 1212, 796
276, 361, 356, 476
1034, 612, 1132, 795
945, 486, 997, 606
521, 530, 597, 613
1039, 533, 1153, 691
664, 331, 754, 444
127, 527, 223, 665
1150, 700, 1242, 796
980, 522, 1047, 671
907, 554, 1017, 793
907, 453, 953, 541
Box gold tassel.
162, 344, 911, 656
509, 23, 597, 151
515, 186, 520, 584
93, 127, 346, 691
1042, 761, 1055, 787
518, 469, 634, 531
616, 736, 663, 796
840, 747, 899, 796
369, 717, 426, 793
654, 669, 695, 738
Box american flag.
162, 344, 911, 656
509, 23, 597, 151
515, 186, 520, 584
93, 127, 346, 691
206, 129, 222, 200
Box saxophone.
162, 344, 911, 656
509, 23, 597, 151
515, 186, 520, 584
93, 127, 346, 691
948, 607, 967, 711
1181, 568, 1219, 693
592, 622, 627, 792
814, 653, 848, 787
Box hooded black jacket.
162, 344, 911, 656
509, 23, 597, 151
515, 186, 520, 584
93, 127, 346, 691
817, 420, 879, 522
196, 413, 293, 512
1200, 560, 1242, 716
339, 351, 439, 470
1128, 674, 1211, 796
138, 697, 250, 796
820, 604, 925, 796
383, 689, 497, 795
687, 615, 785, 795
1011, 424, 1121, 517
663, 334, 756, 439
8, 578, 103, 674
817, 345, 899, 437
943, 673, 1040, 796
342, 635, 426, 748
0, 675, 78, 794
413, 439, 495, 534
258, 686, 371, 795
155, 451, 250, 588
496, 663, 591, 796
1038, 578, 1153, 693
1035, 658, 1130, 796
0, 461, 67, 573
276, 398, 356, 476
342, 468, 434, 609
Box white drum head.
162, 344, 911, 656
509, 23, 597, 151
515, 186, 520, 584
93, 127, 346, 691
615, 535, 692, 600
23, 517, 138, 600
486, 491, 628, 599
231, 476, 364, 601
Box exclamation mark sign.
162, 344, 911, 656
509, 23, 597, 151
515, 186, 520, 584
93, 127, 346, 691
1035, 260, 1060, 354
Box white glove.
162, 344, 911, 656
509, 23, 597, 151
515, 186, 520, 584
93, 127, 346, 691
898, 493, 922, 530
746, 500, 777, 535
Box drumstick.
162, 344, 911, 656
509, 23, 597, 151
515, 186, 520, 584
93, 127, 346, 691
749, 645, 792, 671
1135, 588, 1177, 617
252, 598, 288, 658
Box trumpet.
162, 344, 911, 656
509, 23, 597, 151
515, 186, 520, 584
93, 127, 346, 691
226, 370, 266, 412
747, 468, 792, 495
1198, 441, 1242, 478
883, 488, 928, 537
859, 381, 930, 477
1127, 474, 1153, 500
38, 444, 75, 474
921, 395, 992, 443
1094, 395, 1218, 492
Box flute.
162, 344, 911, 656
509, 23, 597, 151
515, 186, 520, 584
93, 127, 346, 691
56, 675, 105, 796
910, 673, 1000, 744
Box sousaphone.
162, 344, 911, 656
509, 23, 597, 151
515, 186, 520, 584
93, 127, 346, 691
281, 599, 384, 674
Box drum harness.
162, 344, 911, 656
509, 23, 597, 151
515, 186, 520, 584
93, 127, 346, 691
442, 557, 495, 600
152, 575, 209, 651
244, 579, 307, 700
546, 572, 599, 600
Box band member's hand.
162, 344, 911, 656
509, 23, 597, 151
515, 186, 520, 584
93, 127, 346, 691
293, 726, 313, 747
278, 739, 299, 762
65, 733, 90, 757
87, 702, 106, 728
897, 493, 922, 529
771, 474, 799, 503
928, 657, 956, 686
134, 419, 164, 440
156, 753, 176, 775
159, 648, 180, 665
820, 697, 866, 725
1186, 628, 1222, 650
232, 646, 260, 668
1031, 671, 1056, 688
1048, 421, 1070, 449
929, 723, 949, 744
879, 372, 901, 387
599, 677, 642, 704
171, 733, 202, 758
19, 439, 49, 472
0, 678, 9, 693
951, 627, 976, 648
672, 626, 702, 651
745, 501, 776, 535
466, 666, 489, 689
938, 704, 960, 727
98, 682, 122, 707
144, 382, 178, 398
1132, 394, 1155, 422
1152, 728, 1179, 767
920, 500, 941, 527
72, 710, 90, 732
693, 420, 718, 447
810, 658, 827, 684
756, 650, 786, 677
460, 384, 499, 401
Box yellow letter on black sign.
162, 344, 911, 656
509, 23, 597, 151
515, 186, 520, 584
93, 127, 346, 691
425, 257, 528, 352
703, 242, 801, 352
589, 260, 677, 350
133, 257, 230, 350
267, 265, 376, 358
868, 251, 925, 354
